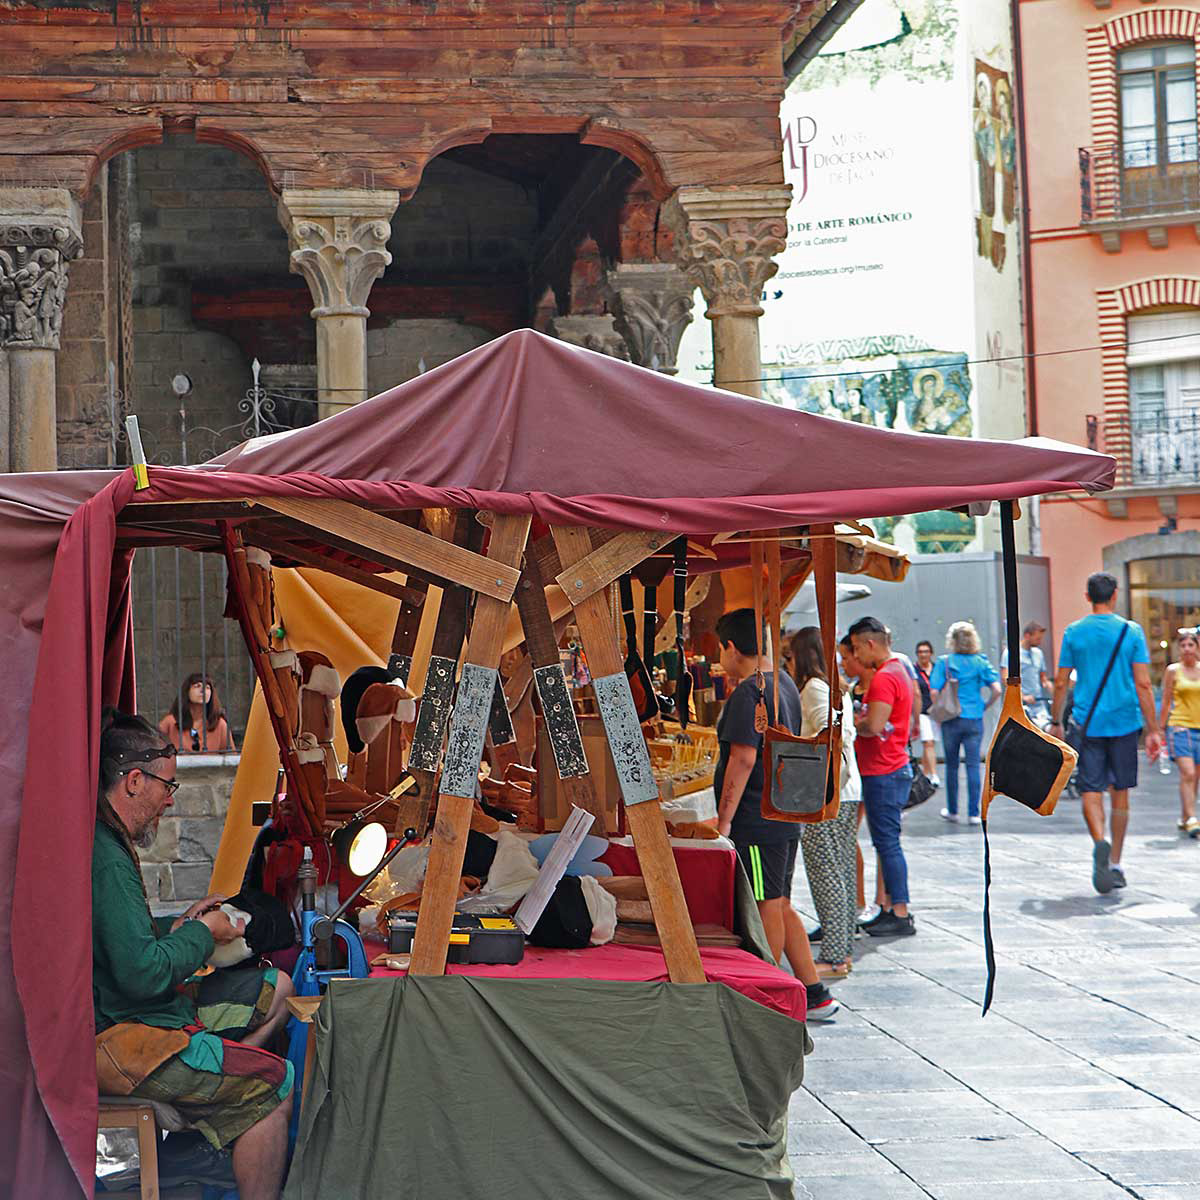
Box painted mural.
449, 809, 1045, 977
974, 58, 1016, 272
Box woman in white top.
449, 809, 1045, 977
791, 626, 862, 981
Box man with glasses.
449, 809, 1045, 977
93, 710, 293, 1199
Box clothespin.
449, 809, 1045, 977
125, 415, 150, 491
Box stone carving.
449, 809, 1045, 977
606, 263, 694, 374
664, 186, 791, 319
549, 314, 631, 361
0, 245, 77, 350
278, 189, 399, 317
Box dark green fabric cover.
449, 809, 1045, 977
285, 976, 810, 1200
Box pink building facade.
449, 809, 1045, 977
1023, 1, 1200, 680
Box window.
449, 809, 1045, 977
1127, 311, 1200, 483
1118, 42, 1198, 211
1128, 555, 1200, 685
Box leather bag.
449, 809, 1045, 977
96, 1023, 190, 1096
759, 529, 842, 824
928, 663, 961, 723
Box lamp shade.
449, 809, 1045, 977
332, 818, 389, 878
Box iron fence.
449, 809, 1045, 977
1079, 137, 1200, 222
1093, 406, 1200, 487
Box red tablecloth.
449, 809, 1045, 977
367, 940, 805, 1022
600, 842, 736, 929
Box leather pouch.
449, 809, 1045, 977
96, 1023, 190, 1096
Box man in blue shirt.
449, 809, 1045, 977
1001, 621, 1051, 724
1050, 572, 1163, 894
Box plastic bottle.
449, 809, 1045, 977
1159, 747, 1172, 776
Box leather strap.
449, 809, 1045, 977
618, 574, 639, 655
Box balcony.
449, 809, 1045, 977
1079, 138, 1200, 251
1088, 407, 1200, 512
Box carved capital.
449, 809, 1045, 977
278, 188, 399, 318
549, 314, 631, 361
664, 185, 791, 319
0, 187, 83, 351
605, 263, 694, 374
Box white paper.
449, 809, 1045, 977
514, 806, 595, 935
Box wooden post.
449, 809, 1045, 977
552, 526, 705, 985
410, 513, 532, 976
514, 557, 607, 833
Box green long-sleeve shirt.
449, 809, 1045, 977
92, 822, 214, 1033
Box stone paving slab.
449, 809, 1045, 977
786, 770, 1200, 1198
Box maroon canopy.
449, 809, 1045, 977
3, 329, 1114, 1196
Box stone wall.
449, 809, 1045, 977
141, 758, 238, 912
367, 318, 493, 392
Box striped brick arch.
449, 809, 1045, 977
1097, 277, 1200, 477
1087, 8, 1200, 147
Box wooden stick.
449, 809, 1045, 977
256, 497, 520, 601
410, 513, 532, 977
246, 532, 426, 608
553, 529, 674, 604
552, 525, 705, 985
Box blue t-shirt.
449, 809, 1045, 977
929, 653, 1000, 720
1059, 613, 1149, 738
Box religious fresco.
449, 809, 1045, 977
974, 58, 1016, 272
762, 344, 973, 438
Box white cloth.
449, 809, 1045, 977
456, 830, 541, 913
206, 904, 253, 969
579, 875, 617, 945
799, 678, 861, 804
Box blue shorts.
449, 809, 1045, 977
1168, 725, 1200, 761
1076, 730, 1140, 794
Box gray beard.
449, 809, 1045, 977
133, 820, 158, 849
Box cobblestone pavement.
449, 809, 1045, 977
787, 768, 1200, 1199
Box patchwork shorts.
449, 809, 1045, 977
130, 965, 293, 1150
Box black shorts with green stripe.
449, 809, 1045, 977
735, 838, 800, 902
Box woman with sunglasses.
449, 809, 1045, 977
1159, 628, 1200, 838
159, 672, 237, 754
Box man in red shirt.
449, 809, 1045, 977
849, 616, 916, 937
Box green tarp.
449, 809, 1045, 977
286, 976, 811, 1200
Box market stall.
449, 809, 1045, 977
3, 330, 1115, 1197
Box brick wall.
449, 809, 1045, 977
141, 759, 238, 912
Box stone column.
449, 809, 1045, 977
549, 314, 631, 360
665, 185, 791, 399
605, 263, 695, 375
277, 189, 399, 419
0, 188, 83, 471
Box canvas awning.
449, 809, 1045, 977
1, 329, 1113, 1196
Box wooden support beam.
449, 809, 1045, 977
410, 513, 532, 977
553, 528, 671, 604
552, 525, 705, 985
255, 497, 520, 602
246, 531, 427, 608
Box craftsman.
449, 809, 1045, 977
713, 608, 839, 1020
92, 709, 294, 1200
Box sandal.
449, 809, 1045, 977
815, 960, 851, 982
1184, 817, 1200, 839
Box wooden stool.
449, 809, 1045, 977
98, 1098, 167, 1200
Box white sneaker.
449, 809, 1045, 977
940, 808, 959, 823
930, 775, 942, 788
968, 815, 983, 826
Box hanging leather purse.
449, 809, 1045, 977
759, 528, 843, 824
618, 573, 658, 724
672, 537, 693, 729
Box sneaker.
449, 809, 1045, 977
1092, 839, 1114, 895
1184, 817, 1200, 839
805, 982, 840, 1021
929, 774, 942, 788
940, 808, 959, 823
859, 908, 890, 929
1110, 865, 1127, 889
807, 925, 823, 942
968, 815, 983, 826
865, 910, 916, 937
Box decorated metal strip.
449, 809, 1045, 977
591, 670, 659, 805
386, 653, 413, 685
487, 676, 516, 747
533, 663, 589, 779
408, 654, 457, 773
441, 663, 499, 798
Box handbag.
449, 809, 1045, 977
1064, 622, 1129, 751
905, 759, 937, 810
928, 659, 961, 723
759, 529, 842, 824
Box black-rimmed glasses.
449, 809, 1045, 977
127, 768, 180, 796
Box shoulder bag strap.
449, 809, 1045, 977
751, 540, 768, 732
1079, 622, 1130, 738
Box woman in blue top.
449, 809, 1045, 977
930, 621, 1001, 824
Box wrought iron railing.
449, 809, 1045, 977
1093, 407, 1200, 486
1079, 137, 1200, 222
